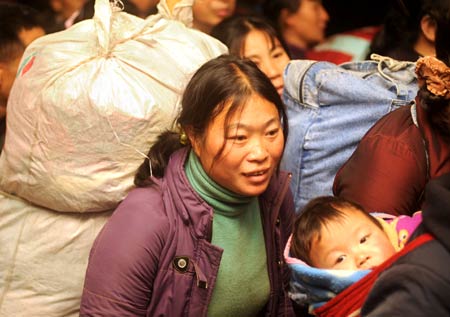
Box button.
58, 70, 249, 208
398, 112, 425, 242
178, 258, 187, 269
173, 256, 190, 273
276, 218, 280, 225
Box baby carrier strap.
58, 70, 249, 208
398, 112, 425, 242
314, 233, 434, 317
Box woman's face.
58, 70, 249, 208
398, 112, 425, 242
192, 0, 236, 34
190, 94, 284, 196
284, 0, 329, 48
242, 30, 290, 95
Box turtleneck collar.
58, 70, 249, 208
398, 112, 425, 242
185, 150, 256, 216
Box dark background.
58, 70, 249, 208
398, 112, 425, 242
323, 0, 391, 35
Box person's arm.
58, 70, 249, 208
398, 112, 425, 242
333, 135, 427, 215
361, 241, 450, 316
80, 188, 168, 316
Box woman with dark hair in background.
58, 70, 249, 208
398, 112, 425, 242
211, 15, 291, 95
192, 0, 236, 34
262, 0, 329, 59
367, 0, 447, 61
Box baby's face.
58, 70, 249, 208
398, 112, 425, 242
309, 208, 396, 270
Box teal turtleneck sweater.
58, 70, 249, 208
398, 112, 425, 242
185, 151, 270, 317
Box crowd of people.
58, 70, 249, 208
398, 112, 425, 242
0, 0, 449, 316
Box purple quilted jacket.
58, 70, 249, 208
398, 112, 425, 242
80, 148, 295, 316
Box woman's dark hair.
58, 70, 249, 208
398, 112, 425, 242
263, 0, 301, 33
419, 0, 450, 142
367, 0, 449, 61
211, 15, 291, 59
290, 196, 381, 266
134, 54, 288, 187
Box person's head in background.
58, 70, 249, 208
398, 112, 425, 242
367, 0, 449, 62
135, 54, 288, 196
415, 0, 450, 144
130, 0, 159, 16
211, 15, 290, 95
73, 0, 158, 24
263, 0, 329, 59
16, 0, 87, 32
192, 0, 236, 34
0, 2, 46, 117
433, 0, 450, 68
290, 196, 396, 270
49, 0, 87, 28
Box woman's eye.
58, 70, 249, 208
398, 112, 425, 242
272, 51, 285, 59
336, 255, 346, 264
228, 135, 246, 141
272, 47, 287, 58
360, 235, 368, 244
267, 128, 279, 137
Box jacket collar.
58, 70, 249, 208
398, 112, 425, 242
164, 147, 291, 239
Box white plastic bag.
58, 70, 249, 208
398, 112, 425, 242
0, 0, 226, 212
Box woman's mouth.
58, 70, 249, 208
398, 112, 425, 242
215, 8, 231, 18
244, 170, 266, 177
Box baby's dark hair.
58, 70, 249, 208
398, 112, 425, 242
290, 196, 382, 265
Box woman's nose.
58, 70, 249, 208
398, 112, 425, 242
248, 141, 268, 161
319, 5, 330, 22
262, 61, 280, 79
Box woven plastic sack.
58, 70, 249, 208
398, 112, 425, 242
0, 0, 226, 212
0, 0, 226, 316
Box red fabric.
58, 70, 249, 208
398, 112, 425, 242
305, 51, 353, 64
314, 233, 434, 317
344, 26, 381, 40
305, 26, 380, 64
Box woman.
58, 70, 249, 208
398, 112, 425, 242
333, 2, 450, 216
262, 0, 329, 59
79, 55, 295, 316
192, 0, 236, 34
211, 15, 291, 95
367, 0, 448, 62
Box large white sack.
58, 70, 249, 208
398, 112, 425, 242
0, 0, 227, 212
0, 192, 112, 317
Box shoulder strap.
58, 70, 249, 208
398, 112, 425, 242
411, 102, 431, 205
314, 233, 434, 317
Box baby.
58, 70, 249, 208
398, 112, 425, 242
290, 196, 396, 270
285, 196, 422, 313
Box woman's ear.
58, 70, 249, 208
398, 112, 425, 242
185, 126, 201, 157
421, 15, 437, 43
